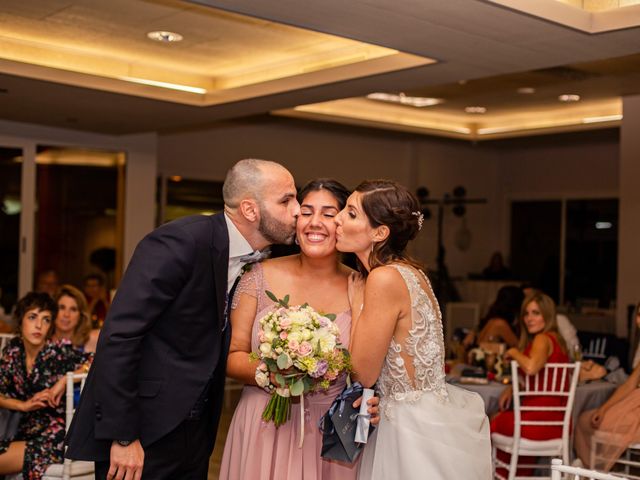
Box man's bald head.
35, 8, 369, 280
222, 159, 289, 208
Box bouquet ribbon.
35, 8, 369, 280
318, 382, 364, 435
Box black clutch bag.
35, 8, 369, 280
319, 381, 375, 464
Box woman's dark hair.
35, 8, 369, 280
478, 286, 524, 332
355, 179, 423, 272
298, 178, 350, 210
13, 291, 57, 337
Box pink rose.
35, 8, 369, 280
279, 318, 292, 329
258, 332, 266, 343
297, 341, 312, 357
288, 339, 299, 351
324, 370, 338, 381
280, 331, 288, 340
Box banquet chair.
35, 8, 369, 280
0, 332, 16, 353
492, 361, 581, 480
445, 302, 480, 343
584, 337, 608, 361
42, 372, 94, 480
591, 432, 640, 480
550, 458, 628, 480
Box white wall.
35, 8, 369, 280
159, 117, 505, 278
159, 118, 622, 289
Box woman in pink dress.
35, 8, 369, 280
220, 179, 375, 480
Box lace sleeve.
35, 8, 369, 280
231, 263, 263, 309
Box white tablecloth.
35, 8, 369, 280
449, 379, 616, 423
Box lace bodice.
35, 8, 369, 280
377, 264, 448, 415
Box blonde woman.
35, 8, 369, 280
52, 285, 100, 353
492, 291, 569, 477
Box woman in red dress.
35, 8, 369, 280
491, 291, 570, 477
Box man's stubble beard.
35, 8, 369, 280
258, 204, 296, 246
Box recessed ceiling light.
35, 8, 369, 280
559, 94, 580, 102
517, 87, 536, 94
465, 106, 487, 114
366, 92, 442, 108
147, 31, 183, 43
169, 175, 183, 182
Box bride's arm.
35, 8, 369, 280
226, 293, 260, 385
350, 266, 407, 388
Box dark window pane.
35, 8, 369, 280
510, 201, 562, 302
0, 147, 22, 313
564, 199, 618, 308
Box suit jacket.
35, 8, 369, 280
66, 213, 230, 461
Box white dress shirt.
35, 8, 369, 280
224, 213, 254, 293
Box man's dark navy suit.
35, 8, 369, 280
66, 213, 231, 477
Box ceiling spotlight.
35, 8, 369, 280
147, 31, 183, 43
558, 94, 580, 102
366, 92, 442, 108
517, 87, 536, 94
465, 106, 487, 114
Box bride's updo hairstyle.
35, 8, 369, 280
355, 179, 423, 272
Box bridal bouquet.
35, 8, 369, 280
252, 291, 351, 432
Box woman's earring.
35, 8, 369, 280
294, 236, 299, 245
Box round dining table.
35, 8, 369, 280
448, 377, 617, 424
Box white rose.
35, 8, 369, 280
259, 343, 272, 355
264, 331, 276, 342
302, 329, 312, 341
288, 331, 303, 343
255, 370, 270, 388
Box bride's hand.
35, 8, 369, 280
352, 395, 380, 426
348, 273, 365, 318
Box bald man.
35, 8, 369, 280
66, 159, 299, 479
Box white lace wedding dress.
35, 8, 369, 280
358, 265, 492, 480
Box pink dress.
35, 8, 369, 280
220, 263, 358, 480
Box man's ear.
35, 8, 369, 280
239, 198, 259, 223
373, 225, 390, 242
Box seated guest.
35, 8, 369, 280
475, 286, 523, 348
631, 303, 640, 369
574, 357, 640, 470
482, 252, 513, 280
0, 292, 91, 479
522, 283, 581, 359
52, 285, 100, 353
34, 270, 60, 298
82, 274, 110, 328
491, 291, 570, 477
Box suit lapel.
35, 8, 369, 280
210, 213, 229, 326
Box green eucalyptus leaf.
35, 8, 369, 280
265, 290, 278, 303
277, 353, 289, 370
290, 378, 304, 396
325, 313, 336, 321
275, 373, 285, 386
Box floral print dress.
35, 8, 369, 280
0, 337, 91, 479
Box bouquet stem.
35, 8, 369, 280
262, 392, 291, 427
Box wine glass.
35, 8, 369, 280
573, 343, 583, 361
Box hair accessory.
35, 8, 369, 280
412, 211, 424, 231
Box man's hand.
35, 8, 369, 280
352, 394, 381, 426
108, 440, 144, 480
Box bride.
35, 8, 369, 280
335, 179, 492, 479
